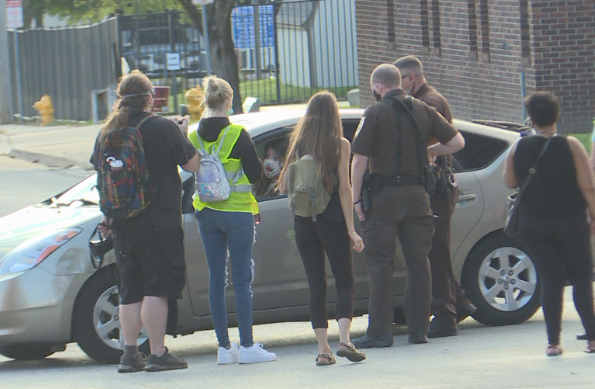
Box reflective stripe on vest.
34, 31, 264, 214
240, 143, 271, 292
188, 123, 259, 214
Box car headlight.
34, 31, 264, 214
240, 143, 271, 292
0, 228, 82, 275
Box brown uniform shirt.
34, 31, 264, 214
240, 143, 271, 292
414, 83, 455, 165
413, 83, 453, 124
352, 89, 457, 176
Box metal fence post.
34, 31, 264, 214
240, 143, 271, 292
0, 0, 15, 124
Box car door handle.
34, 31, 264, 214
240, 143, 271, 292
457, 193, 477, 206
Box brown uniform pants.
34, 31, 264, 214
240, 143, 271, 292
429, 186, 458, 327
361, 185, 435, 335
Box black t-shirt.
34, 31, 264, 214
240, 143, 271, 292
91, 109, 198, 227
513, 135, 586, 218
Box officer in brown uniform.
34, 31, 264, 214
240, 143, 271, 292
351, 64, 465, 348
394, 56, 477, 338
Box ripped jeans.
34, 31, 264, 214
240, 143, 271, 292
195, 208, 255, 348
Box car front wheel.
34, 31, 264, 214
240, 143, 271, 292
72, 266, 149, 364
462, 234, 541, 326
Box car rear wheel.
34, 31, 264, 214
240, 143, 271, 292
72, 267, 149, 364
0, 344, 55, 360
462, 234, 541, 326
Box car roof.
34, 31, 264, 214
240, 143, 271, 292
189, 109, 520, 145
229, 109, 365, 138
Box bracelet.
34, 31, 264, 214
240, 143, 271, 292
353, 199, 362, 205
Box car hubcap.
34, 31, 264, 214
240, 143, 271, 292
478, 247, 537, 312
93, 286, 149, 350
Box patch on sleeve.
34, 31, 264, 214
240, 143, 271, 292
354, 116, 366, 138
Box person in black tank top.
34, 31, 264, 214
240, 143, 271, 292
279, 91, 366, 366
503, 91, 595, 356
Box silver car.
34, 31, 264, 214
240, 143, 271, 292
0, 110, 549, 363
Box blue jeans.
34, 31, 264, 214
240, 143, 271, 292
195, 208, 255, 348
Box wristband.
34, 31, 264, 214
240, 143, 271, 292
353, 199, 362, 205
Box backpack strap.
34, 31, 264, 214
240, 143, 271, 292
135, 114, 156, 130
381, 97, 428, 178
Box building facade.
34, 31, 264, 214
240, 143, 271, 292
355, 0, 595, 133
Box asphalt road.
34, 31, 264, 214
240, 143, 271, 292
0, 155, 92, 217
1, 163, 595, 388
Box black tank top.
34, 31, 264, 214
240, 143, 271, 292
513, 135, 586, 218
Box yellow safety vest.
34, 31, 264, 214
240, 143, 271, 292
189, 124, 259, 214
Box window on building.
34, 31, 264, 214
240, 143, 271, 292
387, 0, 396, 48
478, 0, 490, 61
430, 0, 442, 55
468, 0, 478, 59
520, 0, 531, 66
420, 0, 431, 54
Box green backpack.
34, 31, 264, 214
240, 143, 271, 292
286, 154, 331, 222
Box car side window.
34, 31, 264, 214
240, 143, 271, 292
253, 128, 292, 201
452, 130, 509, 172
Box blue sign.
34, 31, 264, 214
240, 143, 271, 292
232, 5, 275, 49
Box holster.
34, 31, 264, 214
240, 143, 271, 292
361, 171, 373, 211
426, 162, 453, 197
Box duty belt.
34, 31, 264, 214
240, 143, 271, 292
382, 174, 423, 186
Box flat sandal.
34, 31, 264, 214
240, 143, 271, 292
336, 342, 366, 362
315, 352, 336, 366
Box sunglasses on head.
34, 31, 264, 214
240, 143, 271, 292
121, 87, 156, 99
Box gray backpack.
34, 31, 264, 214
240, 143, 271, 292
286, 154, 331, 221
195, 126, 233, 202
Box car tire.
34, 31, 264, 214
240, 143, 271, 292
462, 234, 541, 326
0, 344, 55, 360
72, 266, 149, 364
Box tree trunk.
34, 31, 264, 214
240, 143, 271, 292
178, 0, 243, 113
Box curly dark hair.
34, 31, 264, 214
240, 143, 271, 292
525, 91, 560, 127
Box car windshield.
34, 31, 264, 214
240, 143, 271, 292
48, 174, 99, 207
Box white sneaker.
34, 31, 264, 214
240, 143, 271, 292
217, 343, 239, 365
239, 343, 277, 364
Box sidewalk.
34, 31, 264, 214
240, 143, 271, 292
0, 103, 315, 170
0, 123, 102, 170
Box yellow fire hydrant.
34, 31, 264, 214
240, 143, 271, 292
185, 86, 205, 121
33, 95, 55, 125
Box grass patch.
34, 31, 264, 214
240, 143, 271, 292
569, 133, 591, 153
166, 78, 356, 113
239, 78, 355, 105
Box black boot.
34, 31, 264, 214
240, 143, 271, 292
351, 333, 394, 349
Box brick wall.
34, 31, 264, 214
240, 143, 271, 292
355, 0, 595, 133
530, 1, 595, 132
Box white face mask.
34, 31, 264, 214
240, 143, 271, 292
263, 158, 282, 178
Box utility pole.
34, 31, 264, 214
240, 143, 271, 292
0, 0, 15, 124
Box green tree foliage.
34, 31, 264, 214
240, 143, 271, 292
41, 0, 181, 23
22, 0, 46, 28
32, 0, 244, 112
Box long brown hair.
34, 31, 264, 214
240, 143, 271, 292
280, 91, 342, 192
101, 71, 153, 137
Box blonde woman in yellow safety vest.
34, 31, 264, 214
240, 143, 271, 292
188, 76, 276, 365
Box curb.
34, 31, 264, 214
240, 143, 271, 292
0, 135, 12, 155
7, 148, 94, 170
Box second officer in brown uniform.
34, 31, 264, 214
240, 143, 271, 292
351, 64, 465, 347
394, 55, 477, 338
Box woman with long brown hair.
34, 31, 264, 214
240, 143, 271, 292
279, 91, 366, 366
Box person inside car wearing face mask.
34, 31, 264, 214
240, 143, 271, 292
253, 140, 287, 198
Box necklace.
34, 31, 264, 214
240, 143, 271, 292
535, 131, 556, 137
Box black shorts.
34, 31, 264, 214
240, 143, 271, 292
113, 222, 187, 304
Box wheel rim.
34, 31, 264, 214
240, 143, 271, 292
477, 246, 537, 312
93, 286, 149, 350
